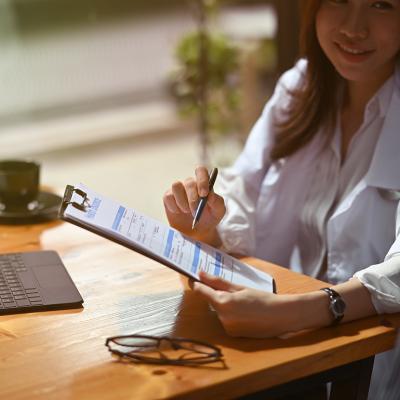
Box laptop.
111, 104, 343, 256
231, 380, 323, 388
0, 250, 83, 315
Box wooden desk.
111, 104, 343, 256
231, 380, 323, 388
0, 221, 399, 400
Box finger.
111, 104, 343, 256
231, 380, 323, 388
192, 280, 220, 307
163, 189, 180, 214
199, 270, 244, 292
183, 177, 200, 215
195, 166, 211, 197
206, 192, 226, 221
188, 278, 195, 290
171, 181, 191, 214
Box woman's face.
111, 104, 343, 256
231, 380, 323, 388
316, 0, 400, 84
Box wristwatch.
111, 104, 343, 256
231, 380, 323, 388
320, 288, 346, 325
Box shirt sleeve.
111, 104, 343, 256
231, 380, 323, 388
353, 201, 400, 314
216, 60, 307, 255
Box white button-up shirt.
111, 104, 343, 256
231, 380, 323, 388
217, 59, 400, 314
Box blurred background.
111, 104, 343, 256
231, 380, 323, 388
0, 0, 299, 221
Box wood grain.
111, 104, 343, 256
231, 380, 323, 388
0, 221, 398, 400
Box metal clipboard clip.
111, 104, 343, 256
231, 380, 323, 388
59, 185, 91, 216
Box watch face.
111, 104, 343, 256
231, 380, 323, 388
332, 298, 346, 316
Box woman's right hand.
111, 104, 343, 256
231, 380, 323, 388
163, 166, 226, 244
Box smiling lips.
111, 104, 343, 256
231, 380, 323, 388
335, 42, 374, 62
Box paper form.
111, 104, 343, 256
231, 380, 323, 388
62, 183, 274, 293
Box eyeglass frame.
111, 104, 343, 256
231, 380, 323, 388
105, 334, 223, 366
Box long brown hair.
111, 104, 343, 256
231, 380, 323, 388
270, 0, 341, 161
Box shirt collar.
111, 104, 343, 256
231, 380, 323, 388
380, 59, 400, 117
365, 69, 400, 190
361, 70, 396, 121
328, 72, 395, 160
376, 74, 395, 118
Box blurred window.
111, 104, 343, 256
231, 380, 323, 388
0, 0, 194, 156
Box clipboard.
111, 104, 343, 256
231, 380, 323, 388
59, 184, 276, 293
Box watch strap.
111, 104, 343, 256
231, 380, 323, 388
320, 287, 345, 325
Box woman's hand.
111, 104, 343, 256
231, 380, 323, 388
191, 271, 305, 338
163, 166, 226, 244
192, 271, 379, 338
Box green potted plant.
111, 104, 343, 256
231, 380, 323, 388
170, 0, 241, 166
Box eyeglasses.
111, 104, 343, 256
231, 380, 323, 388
105, 334, 223, 366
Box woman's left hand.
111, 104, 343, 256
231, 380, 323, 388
191, 271, 303, 338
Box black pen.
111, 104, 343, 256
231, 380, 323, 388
192, 168, 218, 230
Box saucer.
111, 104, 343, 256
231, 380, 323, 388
0, 192, 62, 225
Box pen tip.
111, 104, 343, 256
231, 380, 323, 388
192, 220, 196, 230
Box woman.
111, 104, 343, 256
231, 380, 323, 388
163, 0, 400, 398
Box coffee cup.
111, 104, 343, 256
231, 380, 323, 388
0, 160, 40, 212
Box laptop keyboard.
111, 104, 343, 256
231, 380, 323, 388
0, 253, 43, 309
